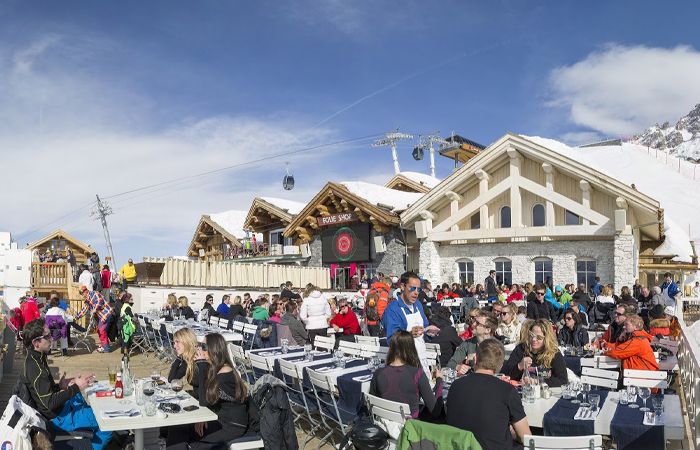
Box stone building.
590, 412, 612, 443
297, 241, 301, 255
401, 133, 698, 290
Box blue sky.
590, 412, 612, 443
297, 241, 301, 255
1, 0, 700, 262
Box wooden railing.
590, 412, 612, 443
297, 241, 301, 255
31, 262, 71, 290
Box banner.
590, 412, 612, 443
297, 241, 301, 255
321, 223, 371, 263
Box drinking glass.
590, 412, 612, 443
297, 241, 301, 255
570, 381, 581, 404
627, 385, 639, 408
304, 343, 313, 354
638, 387, 652, 412
144, 398, 157, 417
652, 397, 664, 414
142, 380, 156, 398
580, 383, 591, 407
523, 384, 535, 404
135, 380, 145, 406
151, 369, 161, 383
561, 383, 571, 400
618, 389, 629, 406
108, 367, 117, 385
281, 339, 289, 354
588, 394, 600, 414
171, 379, 183, 394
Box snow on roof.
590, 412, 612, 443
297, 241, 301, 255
260, 197, 305, 215
341, 181, 424, 213
208, 210, 261, 240
524, 135, 697, 262
397, 171, 441, 188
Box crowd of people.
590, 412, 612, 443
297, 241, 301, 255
9, 265, 688, 450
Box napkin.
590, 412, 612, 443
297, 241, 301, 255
643, 413, 663, 426
316, 366, 335, 373
259, 351, 280, 357
352, 374, 373, 382
574, 407, 599, 420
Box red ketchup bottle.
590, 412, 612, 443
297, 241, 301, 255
115, 372, 124, 399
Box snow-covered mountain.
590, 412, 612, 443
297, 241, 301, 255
631, 103, 700, 161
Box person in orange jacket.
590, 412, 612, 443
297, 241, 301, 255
371, 279, 392, 319
603, 314, 659, 371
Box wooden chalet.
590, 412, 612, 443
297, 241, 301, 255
242, 197, 305, 255
384, 172, 439, 194
187, 212, 245, 262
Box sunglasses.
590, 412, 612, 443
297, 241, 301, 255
34, 333, 51, 342
529, 332, 545, 342
615, 312, 625, 316
469, 315, 478, 320
536, 292, 545, 296
499, 312, 509, 316
406, 286, 420, 292
565, 316, 574, 321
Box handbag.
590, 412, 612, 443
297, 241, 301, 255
0, 395, 47, 450
338, 415, 389, 450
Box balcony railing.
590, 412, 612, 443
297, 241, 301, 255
676, 298, 700, 447
31, 262, 71, 291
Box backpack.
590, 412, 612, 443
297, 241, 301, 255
0, 395, 47, 450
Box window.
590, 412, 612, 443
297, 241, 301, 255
494, 259, 512, 286
576, 259, 597, 289
457, 260, 474, 285
532, 204, 545, 227
470, 213, 480, 230
534, 258, 553, 284
270, 230, 293, 246
500, 206, 511, 228
565, 210, 581, 225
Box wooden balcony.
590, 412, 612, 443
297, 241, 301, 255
31, 262, 71, 292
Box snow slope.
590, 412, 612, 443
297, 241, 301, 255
524, 136, 697, 262
341, 181, 424, 213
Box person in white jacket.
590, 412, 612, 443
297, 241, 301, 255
299, 287, 332, 345
78, 264, 94, 291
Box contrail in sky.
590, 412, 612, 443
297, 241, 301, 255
313, 39, 513, 128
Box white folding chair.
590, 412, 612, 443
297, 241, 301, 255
307, 368, 354, 449
227, 435, 264, 450
365, 393, 411, 443
580, 367, 619, 390
622, 369, 668, 389
248, 352, 272, 382
338, 340, 363, 357
70, 316, 96, 353
314, 335, 335, 352
523, 434, 602, 450
425, 343, 442, 357
278, 358, 321, 448
242, 323, 258, 350
355, 335, 380, 346
232, 320, 245, 333
580, 355, 621, 370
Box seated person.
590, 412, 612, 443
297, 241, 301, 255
496, 303, 522, 344
526, 284, 556, 322
557, 308, 589, 348
593, 303, 634, 347
425, 306, 461, 367
280, 301, 309, 345
459, 307, 481, 340
23, 319, 112, 449
568, 297, 588, 327
448, 314, 498, 375
252, 298, 271, 320
436, 283, 460, 302
502, 319, 568, 387
447, 338, 531, 450
268, 303, 282, 323
603, 314, 659, 371
178, 296, 196, 320
328, 298, 360, 342
226, 296, 246, 321
166, 333, 248, 449
369, 331, 443, 430
648, 304, 670, 338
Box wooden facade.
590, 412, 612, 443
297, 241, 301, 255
25, 229, 94, 264
243, 198, 297, 247
187, 215, 242, 261
384, 174, 432, 193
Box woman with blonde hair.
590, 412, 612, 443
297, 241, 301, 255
168, 328, 200, 392
596, 285, 615, 304
227, 295, 246, 319
501, 319, 567, 387
178, 296, 196, 320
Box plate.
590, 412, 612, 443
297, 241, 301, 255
159, 402, 181, 413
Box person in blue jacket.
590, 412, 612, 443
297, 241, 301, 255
591, 277, 603, 298
661, 272, 681, 309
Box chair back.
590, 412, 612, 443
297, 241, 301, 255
232, 320, 245, 332
355, 335, 380, 346
524, 434, 603, 450
622, 369, 668, 389
338, 340, 363, 357
314, 335, 335, 352
580, 367, 619, 390
242, 323, 258, 350
580, 355, 621, 370
365, 393, 411, 425
307, 368, 349, 429
248, 352, 271, 373
425, 343, 442, 356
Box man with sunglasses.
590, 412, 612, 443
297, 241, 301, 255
526, 283, 556, 322
593, 303, 633, 348
22, 318, 112, 449
381, 271, 440, 373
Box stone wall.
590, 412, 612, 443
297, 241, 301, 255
307, 236, 323, 268
613, 233, 636, 290
428, 239, 615, 287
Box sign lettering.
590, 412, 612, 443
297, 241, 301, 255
316, 212, 358, 227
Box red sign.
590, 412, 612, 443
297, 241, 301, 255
316, 212, 358, 227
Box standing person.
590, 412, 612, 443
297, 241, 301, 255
364, 292, 382, 337
633, 279, 643, 300
280, 302, 308, 346
88, 252, 100, 271
661, 272, 681, 312
100, 265, 112, 301
485, 270, 498, 303
591, 277, 603, 298
299, 286, 332, 345
693, 282, 700, 298
328, 297, 361, 343
446, 339, 531, 450
23, 319, 112, 449
45, 297, 71, 356
280, 281, 301, 300
78, 265, 93, 292
166, 334, 249, 449
66, 248, 78, 282
381, 271, 440, 374
75, 286, 114, 353
118, 293, 136, 355
118, 258, 138, 289
20, 295, 40, 328
502, 319, 568, 387
217, 295, 231, 317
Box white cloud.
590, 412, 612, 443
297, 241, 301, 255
549, 44, 700, 136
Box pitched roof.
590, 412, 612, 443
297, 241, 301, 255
259, 197, 305, 215
340, 181, 424, 213
385, 172, 441, 193
25, 229, 93, 254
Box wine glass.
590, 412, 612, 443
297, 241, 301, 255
570, 381, 581, 404
652, 397, 664, 420
142, 380, 155, 398
627, 385, 639, 408
580, 383, 591, 407
151, 369, 161, 383
171, 379, 183, 395
588, 393, 600, 414
638, 387, 652, 412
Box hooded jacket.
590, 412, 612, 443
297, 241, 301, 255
370, 281, 392, 319
397, 419, 483, 450
252, 375, 298, 450
557, 323, 589, 347
649, 318, 671, 337
299, 290, 331, 330
605, 330, 659, 371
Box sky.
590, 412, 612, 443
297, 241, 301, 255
1, 0, 700, 264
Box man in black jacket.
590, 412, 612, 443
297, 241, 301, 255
280, 281, 301, 300
485, 270, 498, 302
23, 318, 112, 449
526, 283, 556, 322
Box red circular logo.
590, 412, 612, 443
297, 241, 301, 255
333, 227, 357, 261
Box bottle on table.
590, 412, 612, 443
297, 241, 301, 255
115, 373, 124, 399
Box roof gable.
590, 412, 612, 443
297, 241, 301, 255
243, 197, 304, 232
25, 229, 93, 254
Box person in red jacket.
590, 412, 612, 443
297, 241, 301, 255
20, 296, 40, 327
329, 298, 361, 343
436, 284, 460, 302
603, 315, 659, 372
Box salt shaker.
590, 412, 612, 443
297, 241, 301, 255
541, 382, 551, 399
